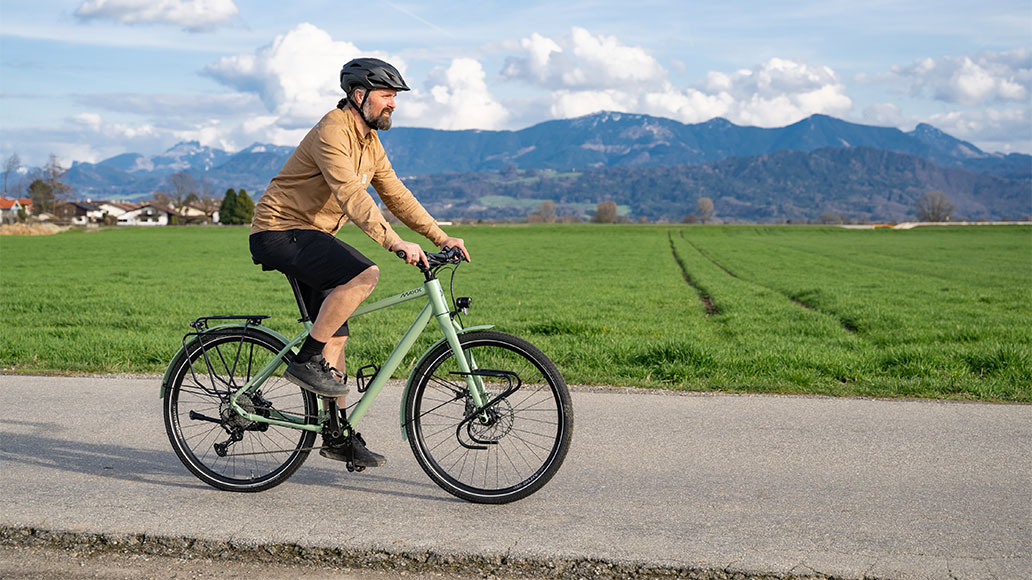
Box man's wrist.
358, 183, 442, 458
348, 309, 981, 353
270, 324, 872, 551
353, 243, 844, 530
384, 233, 403, 251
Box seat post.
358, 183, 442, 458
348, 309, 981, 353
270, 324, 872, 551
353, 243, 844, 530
286, 275, 311, 323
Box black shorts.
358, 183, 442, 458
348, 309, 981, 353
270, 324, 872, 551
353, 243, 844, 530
249, 230, 376, 337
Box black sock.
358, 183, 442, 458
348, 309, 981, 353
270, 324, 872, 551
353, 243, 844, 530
296, 335, 326, 363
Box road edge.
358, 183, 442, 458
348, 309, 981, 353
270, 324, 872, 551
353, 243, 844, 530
1, 526, 848, 580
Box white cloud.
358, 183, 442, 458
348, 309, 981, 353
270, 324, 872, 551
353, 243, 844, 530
398, 58, 509, 130
545, 58, 853, 128
2, 112, 172, 167
550, 89, 637, 119
926, 107, 1030, 146
891, 50, 1031, 106
71, 112, 103, 131
204, 24, 509, 133
74, 0, 239, 32
12, 110, 306, 168
203, 23, 386, 127
502, 27, 666, 89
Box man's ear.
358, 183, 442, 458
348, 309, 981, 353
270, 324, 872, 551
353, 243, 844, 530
353, 88, 365, 107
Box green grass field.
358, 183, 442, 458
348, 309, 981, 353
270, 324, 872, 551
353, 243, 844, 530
1, 224, 1029, 401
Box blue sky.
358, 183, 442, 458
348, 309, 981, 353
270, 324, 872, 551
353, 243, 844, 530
1, 0, 1030, 168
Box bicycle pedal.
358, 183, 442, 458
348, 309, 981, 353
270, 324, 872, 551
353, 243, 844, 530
355, 364, 380, 393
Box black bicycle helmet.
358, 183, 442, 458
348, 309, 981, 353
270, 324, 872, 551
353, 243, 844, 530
339, 58, 410, 94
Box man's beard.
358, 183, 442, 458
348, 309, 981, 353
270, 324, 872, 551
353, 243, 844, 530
361, 99, 393, 130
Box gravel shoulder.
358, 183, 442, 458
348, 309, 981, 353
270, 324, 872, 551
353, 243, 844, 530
0, 544, 486, 580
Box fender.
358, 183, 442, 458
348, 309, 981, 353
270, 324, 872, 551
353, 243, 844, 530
399, 324, 494, 440
159, 322, 293, 399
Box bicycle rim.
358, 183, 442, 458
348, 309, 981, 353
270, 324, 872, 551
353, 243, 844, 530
164, 329, 317, 492
407, 331, 573, 503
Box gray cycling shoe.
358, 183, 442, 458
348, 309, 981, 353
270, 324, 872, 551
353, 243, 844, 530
320, 432, 387, 467
284, 354, 349, 397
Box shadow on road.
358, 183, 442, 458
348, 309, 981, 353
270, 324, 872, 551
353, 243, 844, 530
0, 419, 458, 503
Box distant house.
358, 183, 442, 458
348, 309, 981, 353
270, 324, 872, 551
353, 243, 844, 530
117, 204, 177, 226
55, 201, 104, 225
0, 198, 33, 224
95, 201, 140, 220
177, 204, 219, 225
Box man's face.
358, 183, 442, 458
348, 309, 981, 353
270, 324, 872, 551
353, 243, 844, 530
360, 89, 397, 131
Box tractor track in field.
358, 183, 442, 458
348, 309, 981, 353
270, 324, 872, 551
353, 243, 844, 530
675, 231, 859, 335
668, 233, 720, 316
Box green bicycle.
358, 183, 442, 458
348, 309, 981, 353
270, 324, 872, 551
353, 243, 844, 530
160, 246, 573, 504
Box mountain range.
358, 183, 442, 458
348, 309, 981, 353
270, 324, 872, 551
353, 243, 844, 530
62, 112, 1031, 222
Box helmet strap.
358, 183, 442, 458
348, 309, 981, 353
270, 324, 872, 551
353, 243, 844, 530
348, 88, 379, 130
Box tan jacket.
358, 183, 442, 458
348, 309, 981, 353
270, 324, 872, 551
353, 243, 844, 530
250, 107, 447, 250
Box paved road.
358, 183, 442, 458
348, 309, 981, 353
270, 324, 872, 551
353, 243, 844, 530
0, 375, 1029, 579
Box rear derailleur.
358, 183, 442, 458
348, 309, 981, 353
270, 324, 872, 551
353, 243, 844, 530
209, 391, 273, 457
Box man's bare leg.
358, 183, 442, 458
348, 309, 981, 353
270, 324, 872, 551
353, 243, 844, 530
313, 267, 378, 407
287, 267, 378, 397
309, 267, 380, 342
323, 336, 348, 409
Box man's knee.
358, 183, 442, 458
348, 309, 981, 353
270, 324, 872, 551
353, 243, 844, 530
358, 265, 380, 288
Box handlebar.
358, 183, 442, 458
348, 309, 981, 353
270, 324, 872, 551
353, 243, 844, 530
395, 245, 465, 274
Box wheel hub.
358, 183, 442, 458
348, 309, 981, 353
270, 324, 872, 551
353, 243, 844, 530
466, 394, 514, 442
220, 394, 257, 430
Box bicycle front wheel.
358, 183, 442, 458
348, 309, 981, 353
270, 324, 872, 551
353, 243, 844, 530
163, 327, 317, 492
405, 331, 573, 504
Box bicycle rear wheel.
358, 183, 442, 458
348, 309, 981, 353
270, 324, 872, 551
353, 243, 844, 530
405, 331, 573, 504
163, 327, 317, 492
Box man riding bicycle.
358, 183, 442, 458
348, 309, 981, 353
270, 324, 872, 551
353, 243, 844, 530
249, 58, 471, 468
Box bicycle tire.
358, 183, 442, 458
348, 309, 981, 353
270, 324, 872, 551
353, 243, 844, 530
163, 327, 317, 492
405, 330, 573, 504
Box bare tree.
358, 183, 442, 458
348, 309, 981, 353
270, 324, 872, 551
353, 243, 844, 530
40, 154, 72, 214
529, 200, 557, 223
196, 176, 219, 214
592, 201, 618, 223
167, 171, 199, 212
915, 191, 955, 222
4, 153, 20, 195
696, 197, 715, 223
152, 192, 172, 209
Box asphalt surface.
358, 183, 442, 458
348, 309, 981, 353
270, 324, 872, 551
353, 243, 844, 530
0, 374, 1029, 579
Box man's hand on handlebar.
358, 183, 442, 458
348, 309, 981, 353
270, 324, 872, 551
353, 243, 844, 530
441, 237, 471, 263
390, 240, 430, 269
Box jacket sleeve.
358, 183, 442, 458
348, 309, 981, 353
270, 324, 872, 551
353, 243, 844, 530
311, 127, 403, 250
370, 145, 449, 247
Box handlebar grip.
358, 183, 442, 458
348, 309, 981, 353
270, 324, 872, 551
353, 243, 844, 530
395, 250, 407, 260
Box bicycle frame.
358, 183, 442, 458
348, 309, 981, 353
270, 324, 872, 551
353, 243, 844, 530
189, 275, 493, 438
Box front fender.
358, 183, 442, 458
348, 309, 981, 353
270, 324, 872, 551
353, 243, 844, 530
159, 322, 293, 399
399, 324, 494, 440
